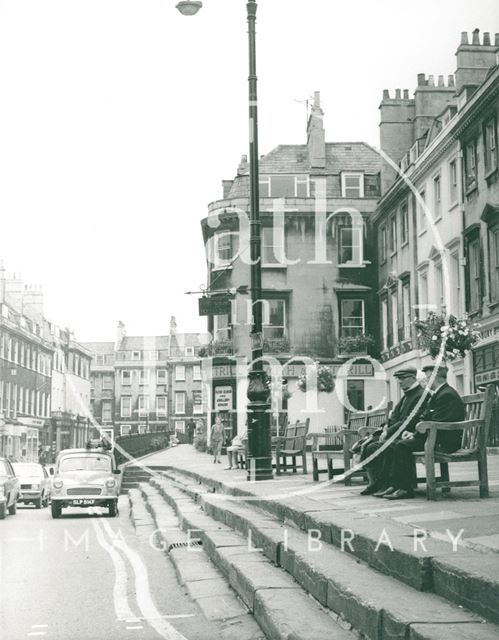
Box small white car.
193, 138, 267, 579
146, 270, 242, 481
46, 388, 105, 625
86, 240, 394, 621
50, 446, 121, 518
13, 462, 51, 508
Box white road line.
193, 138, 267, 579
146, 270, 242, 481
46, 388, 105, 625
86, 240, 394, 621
99, 519, 188, 640
91, 520, 137, 622
31, 625, 48, 629
126, 626, 144, 630
27, 633, 46, 637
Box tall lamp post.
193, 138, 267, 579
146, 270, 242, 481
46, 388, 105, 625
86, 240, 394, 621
176, 0, 273, 480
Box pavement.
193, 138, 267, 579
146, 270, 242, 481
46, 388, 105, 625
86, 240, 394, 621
140, 445, 499, 555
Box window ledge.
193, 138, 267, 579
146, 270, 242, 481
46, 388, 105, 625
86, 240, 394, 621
465, 183, 477, 197
261, 264, 288, 269
488, 300, 499, 310
338, 262, 368, 269
390, 251, 397, 257
418, 228, 427, 237
211, 265, 233, 273
434, 216, 442, 224
485, 167, 498, 181
448, 201, 459, 211
400, 240, 409, 249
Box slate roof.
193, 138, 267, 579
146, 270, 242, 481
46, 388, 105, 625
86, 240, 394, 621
81, 341, 115, 355
238, 142, 382, 175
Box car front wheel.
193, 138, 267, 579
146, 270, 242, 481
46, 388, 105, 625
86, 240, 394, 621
108, 501, 118, 517
0, 502, 6, 519
35, 497, 42, 509
51, 502, 61, 519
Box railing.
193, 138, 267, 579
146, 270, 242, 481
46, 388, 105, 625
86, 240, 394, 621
114, 432, 170, 465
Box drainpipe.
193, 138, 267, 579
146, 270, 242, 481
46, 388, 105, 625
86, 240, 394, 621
457, 140, 471, 391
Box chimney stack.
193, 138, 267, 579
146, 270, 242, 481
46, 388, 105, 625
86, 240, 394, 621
413, 73, 456, 140
170, 316, 177, 336
306, 91, 326, 169
237, 155, 248, 176
455, 28, 498, 92
22, 285, 44, 323
115, 321, 126, 351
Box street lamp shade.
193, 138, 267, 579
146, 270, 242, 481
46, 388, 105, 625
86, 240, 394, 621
176, 1, 203, 16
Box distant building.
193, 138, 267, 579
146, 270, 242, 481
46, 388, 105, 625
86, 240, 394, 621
83, 318, 207, 439
0, 265, 91, 461
200, 92, 385, 439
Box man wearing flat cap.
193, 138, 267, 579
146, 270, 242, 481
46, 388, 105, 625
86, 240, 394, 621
382, 362, 465, 500
359, 365, 426, 495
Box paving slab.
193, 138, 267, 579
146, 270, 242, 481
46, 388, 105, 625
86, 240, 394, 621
186, 577, 233, 600
194, 593, 248, 622
218, 614, 266, 640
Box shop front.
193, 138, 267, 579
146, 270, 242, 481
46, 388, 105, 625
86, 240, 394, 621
473, 339, 499, 446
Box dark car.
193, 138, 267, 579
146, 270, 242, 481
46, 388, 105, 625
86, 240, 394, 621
0, 458, 20, 519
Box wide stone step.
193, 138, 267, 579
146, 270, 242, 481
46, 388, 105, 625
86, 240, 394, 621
152, 469, 499, 634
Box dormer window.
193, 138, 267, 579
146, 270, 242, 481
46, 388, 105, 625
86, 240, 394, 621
259, 175, 309, 198
341, 173, 364, 198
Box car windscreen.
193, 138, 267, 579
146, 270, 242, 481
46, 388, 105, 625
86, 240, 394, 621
13, 464, 43, 477
59, 456, 111, 473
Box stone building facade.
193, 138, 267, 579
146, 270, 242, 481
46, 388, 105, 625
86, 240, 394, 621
84, 318, 207, 440
200, 92, 386, 439
373, 29, 499, 414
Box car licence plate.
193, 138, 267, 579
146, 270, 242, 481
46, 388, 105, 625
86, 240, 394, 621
72, 499, 96, 506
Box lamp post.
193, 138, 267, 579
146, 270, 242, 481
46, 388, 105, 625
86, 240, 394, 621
176, 0, 273, 480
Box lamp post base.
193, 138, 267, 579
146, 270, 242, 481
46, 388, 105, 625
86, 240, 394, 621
246, 399, 273, 481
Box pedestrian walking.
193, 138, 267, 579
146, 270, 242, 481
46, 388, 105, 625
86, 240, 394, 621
211, 415, 224, 464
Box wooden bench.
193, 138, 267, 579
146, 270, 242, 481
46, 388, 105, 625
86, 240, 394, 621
311, 408, 389, 483
414, 385, 495, 500
275, 418, 310, 475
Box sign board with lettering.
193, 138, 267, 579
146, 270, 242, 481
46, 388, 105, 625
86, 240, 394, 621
474, 341, 499, 386
214, 385, 233, 411
198, 296, 231, 316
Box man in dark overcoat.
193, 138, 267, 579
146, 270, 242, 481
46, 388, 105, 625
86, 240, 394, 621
381, 363, 465, 500
360, 366, 427, 495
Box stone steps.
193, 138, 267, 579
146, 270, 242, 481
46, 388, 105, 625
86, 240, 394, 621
158, 466, 499, 626
143, 468, 499, 639
129, 483, 357, 640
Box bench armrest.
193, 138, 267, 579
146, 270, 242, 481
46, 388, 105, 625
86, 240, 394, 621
416, 419, 483, 434
358, 426, 380, 437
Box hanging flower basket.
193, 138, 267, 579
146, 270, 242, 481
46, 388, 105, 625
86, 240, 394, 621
414, 312, 481, 360
297, 363, 335, 393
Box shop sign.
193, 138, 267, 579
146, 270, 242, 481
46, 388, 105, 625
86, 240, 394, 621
199, 296, 231, 316
211, 364, 237, 379
474, 341, 499, 385
214, 386, 233, 411
17, 417, 45, 428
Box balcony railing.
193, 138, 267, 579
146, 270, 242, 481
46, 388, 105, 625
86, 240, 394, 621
262, 337, 290, 354
198, 339, 234, 358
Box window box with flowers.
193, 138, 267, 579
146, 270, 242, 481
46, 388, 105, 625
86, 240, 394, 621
198, 339, 233, 358
338, 334, 376, 356
262, 337, 290, 354
297, 363, 335, 393
414, 312, 481, 360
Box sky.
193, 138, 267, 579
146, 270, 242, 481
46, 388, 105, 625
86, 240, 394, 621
0, 0, 497, 342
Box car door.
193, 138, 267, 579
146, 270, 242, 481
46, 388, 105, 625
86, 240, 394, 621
2, 460, 17, 506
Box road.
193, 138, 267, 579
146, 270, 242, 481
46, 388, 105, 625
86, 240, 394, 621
1, 496, 229, 640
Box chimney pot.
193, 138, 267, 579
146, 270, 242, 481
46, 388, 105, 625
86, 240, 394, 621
395, 88, 401, 99
483, 32, 491, 46
448, 75, 455, 87
428, 75, 435, 87
313, 90, 321, 107
472, 28, 480, 45
461, 32, 469, 45
403, 89, 409, 99
438, 75, 444, 87
382, 89, 390, 99
417, 73, 426, 86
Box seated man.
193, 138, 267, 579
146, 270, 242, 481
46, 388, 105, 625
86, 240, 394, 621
360, 366, 426, 495
382, 363, 465, 500
225, 431, 248, 470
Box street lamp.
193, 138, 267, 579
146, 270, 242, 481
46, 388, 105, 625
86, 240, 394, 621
176, 0, 272, 481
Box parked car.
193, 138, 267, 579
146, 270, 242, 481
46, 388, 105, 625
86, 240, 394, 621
0, 458, 20, 519
13, 462, 51, 508
50, 445, 121, 519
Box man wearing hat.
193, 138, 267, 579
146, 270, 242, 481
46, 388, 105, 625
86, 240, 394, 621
359, 365, 426, 495
382, 362, 465, 500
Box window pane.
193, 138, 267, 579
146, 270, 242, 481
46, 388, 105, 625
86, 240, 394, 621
340, 300, 364, 337
271, 176, 295, 197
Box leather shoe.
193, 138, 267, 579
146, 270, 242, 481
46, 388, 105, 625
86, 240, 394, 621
384, 489, 414, 500
360, 484, 379, 496
373, 486, 395, 497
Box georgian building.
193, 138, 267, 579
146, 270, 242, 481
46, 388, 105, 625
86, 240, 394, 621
83, 318, 207, 439
373, 29, 499, 409
200, 92, 385, 438
0, 272, 54, 461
